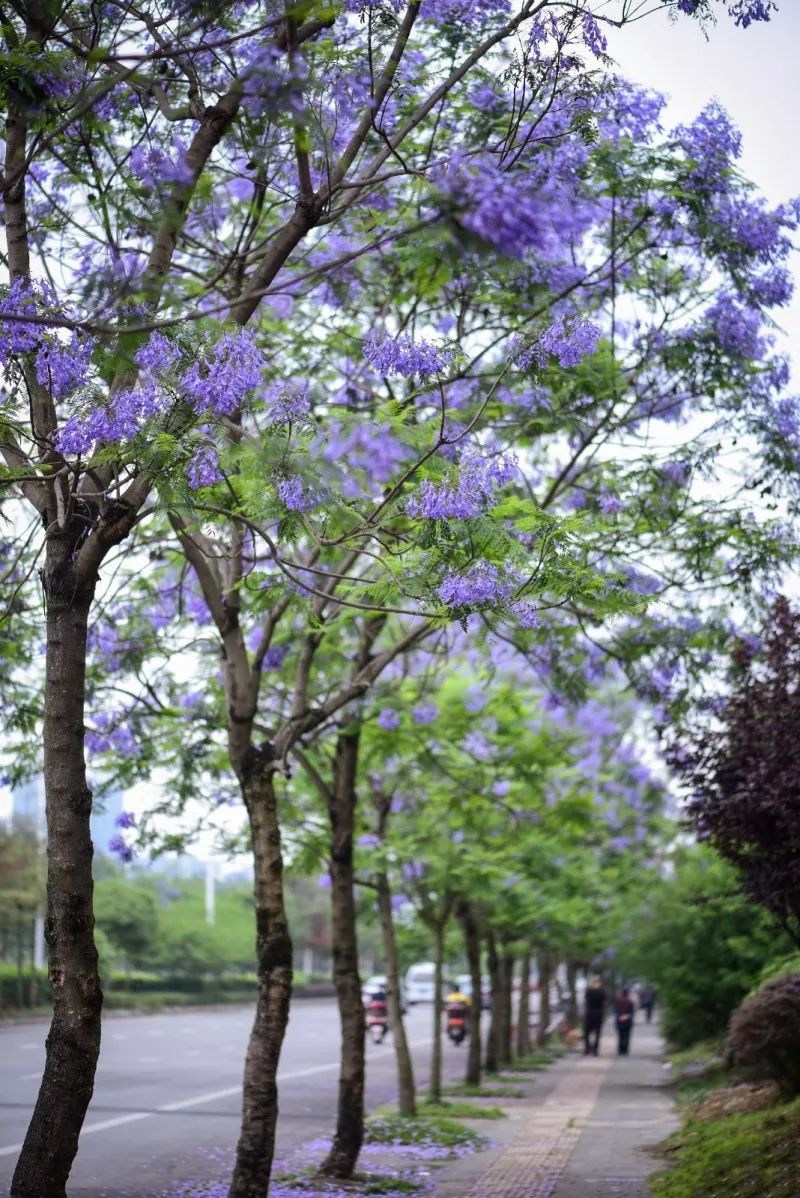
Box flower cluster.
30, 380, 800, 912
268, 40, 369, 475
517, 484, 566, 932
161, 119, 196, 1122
437, 561, 516, 607
406, 446, 517, 520
513, 316, 601, 370
182, 330, 265, 417
277, 477, 316, 512
187, 447, 223, 490
363, 331, 452, 378
130, 135, 194, 190
264, 381, 311, 423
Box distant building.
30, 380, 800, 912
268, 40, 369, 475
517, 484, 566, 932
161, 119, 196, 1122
11, 779, 124, 856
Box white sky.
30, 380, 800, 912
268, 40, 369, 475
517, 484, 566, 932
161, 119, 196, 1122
609, 2, 800, 362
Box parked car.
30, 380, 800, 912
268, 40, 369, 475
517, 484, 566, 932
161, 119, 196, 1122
405, 961, 436, 1004
361, 974, 407, 1014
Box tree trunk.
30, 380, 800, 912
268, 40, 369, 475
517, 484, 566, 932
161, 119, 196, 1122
499, 950, 514, 1068
458, 901, 482, 1087
319, 727, 366, 1178
429, 921, 445, 1102
12, 578, 101, 1198
566, 960, 579, 1026
485, 929, 499, 1074
377, 871, 416, 1117
516, 949, 532, 1058
229, 754, 293, 1198
537, 950, 552, 1047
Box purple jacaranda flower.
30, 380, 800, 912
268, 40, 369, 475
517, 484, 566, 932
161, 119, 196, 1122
264, 380, 310, 423
363, 330, 451, 377
187, 447, 223, 489
135, 332, 181, 375
511, 599, 539, 628
182, 329, 265, 417
463, 687, 487, 713
462, 731, 491, 760
277, 477, 316, 512
35, 332, 93, 398
437, 561, 515, 608
412, 702, 439, 725
108, 834, 133, 863
115, 811, 136, 829
377, 708, 401, 731
261, 644, 290, 671
493, 780, 511, 797
406, 445, 517, 519
599, 492, 622, 515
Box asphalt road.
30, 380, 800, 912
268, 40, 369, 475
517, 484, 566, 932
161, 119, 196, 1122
0, 1001, 470, 1197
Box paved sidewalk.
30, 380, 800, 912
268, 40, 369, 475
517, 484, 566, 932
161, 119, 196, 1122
433, 1019, 677, 1198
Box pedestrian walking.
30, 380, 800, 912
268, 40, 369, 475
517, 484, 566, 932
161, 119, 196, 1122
640, 984, 656, 1023
615, 987, 635, 1056
583, 974, 606, 1056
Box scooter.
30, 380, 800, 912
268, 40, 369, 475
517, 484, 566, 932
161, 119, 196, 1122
366, 996, 389, 1044
446, 999, 469, 1046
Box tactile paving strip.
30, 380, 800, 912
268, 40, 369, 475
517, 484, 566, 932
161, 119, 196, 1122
467, 1056, 612, 1198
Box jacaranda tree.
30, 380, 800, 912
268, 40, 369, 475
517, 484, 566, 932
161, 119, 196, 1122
0, 0, 785, 1194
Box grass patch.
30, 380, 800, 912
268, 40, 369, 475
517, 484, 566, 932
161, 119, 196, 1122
444, 1082, 525, 1099
366, 1112, 482, 1151
496, 1050, 558, 1073
651, 1097, 800, 1198
361, 1177, 418, 1195
420, 1097, 506, 1120
669, 1038, 725, 1069
271, 1171, 421, 1195
675, 1058, 737, 1107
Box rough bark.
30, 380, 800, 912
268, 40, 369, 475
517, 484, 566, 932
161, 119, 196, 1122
377, 871, 416, 1116
229, 753, 293, 1198
429, 921, 446, 1102
458, 901, 482, 1087
516, 949, 532, 1059
319, 726, 366, 1178
536, 950, 552, 1047
484, 929, 499, 1074
11, 538, 100, 1198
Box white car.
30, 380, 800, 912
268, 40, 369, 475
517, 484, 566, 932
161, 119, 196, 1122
362, 974, 408, 1014
405, 961, 436, 1004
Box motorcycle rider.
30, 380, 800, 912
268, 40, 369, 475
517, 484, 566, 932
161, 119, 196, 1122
445, 985, 471, 1043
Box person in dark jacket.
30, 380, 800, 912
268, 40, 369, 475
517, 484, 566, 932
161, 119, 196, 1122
615, 987, 635, 1056
640, 984, 656, 1023
584, 975, 606, 1056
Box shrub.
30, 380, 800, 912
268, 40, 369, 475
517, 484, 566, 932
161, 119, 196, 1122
727, 974, 800, 1095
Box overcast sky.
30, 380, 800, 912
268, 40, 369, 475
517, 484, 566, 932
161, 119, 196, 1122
609, 2, 800, 364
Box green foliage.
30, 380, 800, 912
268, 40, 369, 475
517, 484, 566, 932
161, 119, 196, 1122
617, 845, 788, 1048
652, 1099, 800, 1198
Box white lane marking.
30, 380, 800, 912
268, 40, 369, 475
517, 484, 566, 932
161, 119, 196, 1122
0, 1037, 432, 1158
112, 1034, 127, 1041
19, 1073, 40, 1081
18, 1044, 38, 1051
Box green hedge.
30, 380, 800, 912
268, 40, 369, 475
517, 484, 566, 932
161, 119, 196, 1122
0, 965, 48, 1007
0, 964, 326, 1008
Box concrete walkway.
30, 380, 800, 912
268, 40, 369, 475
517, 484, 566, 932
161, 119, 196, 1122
433, 1019, 678, 1198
